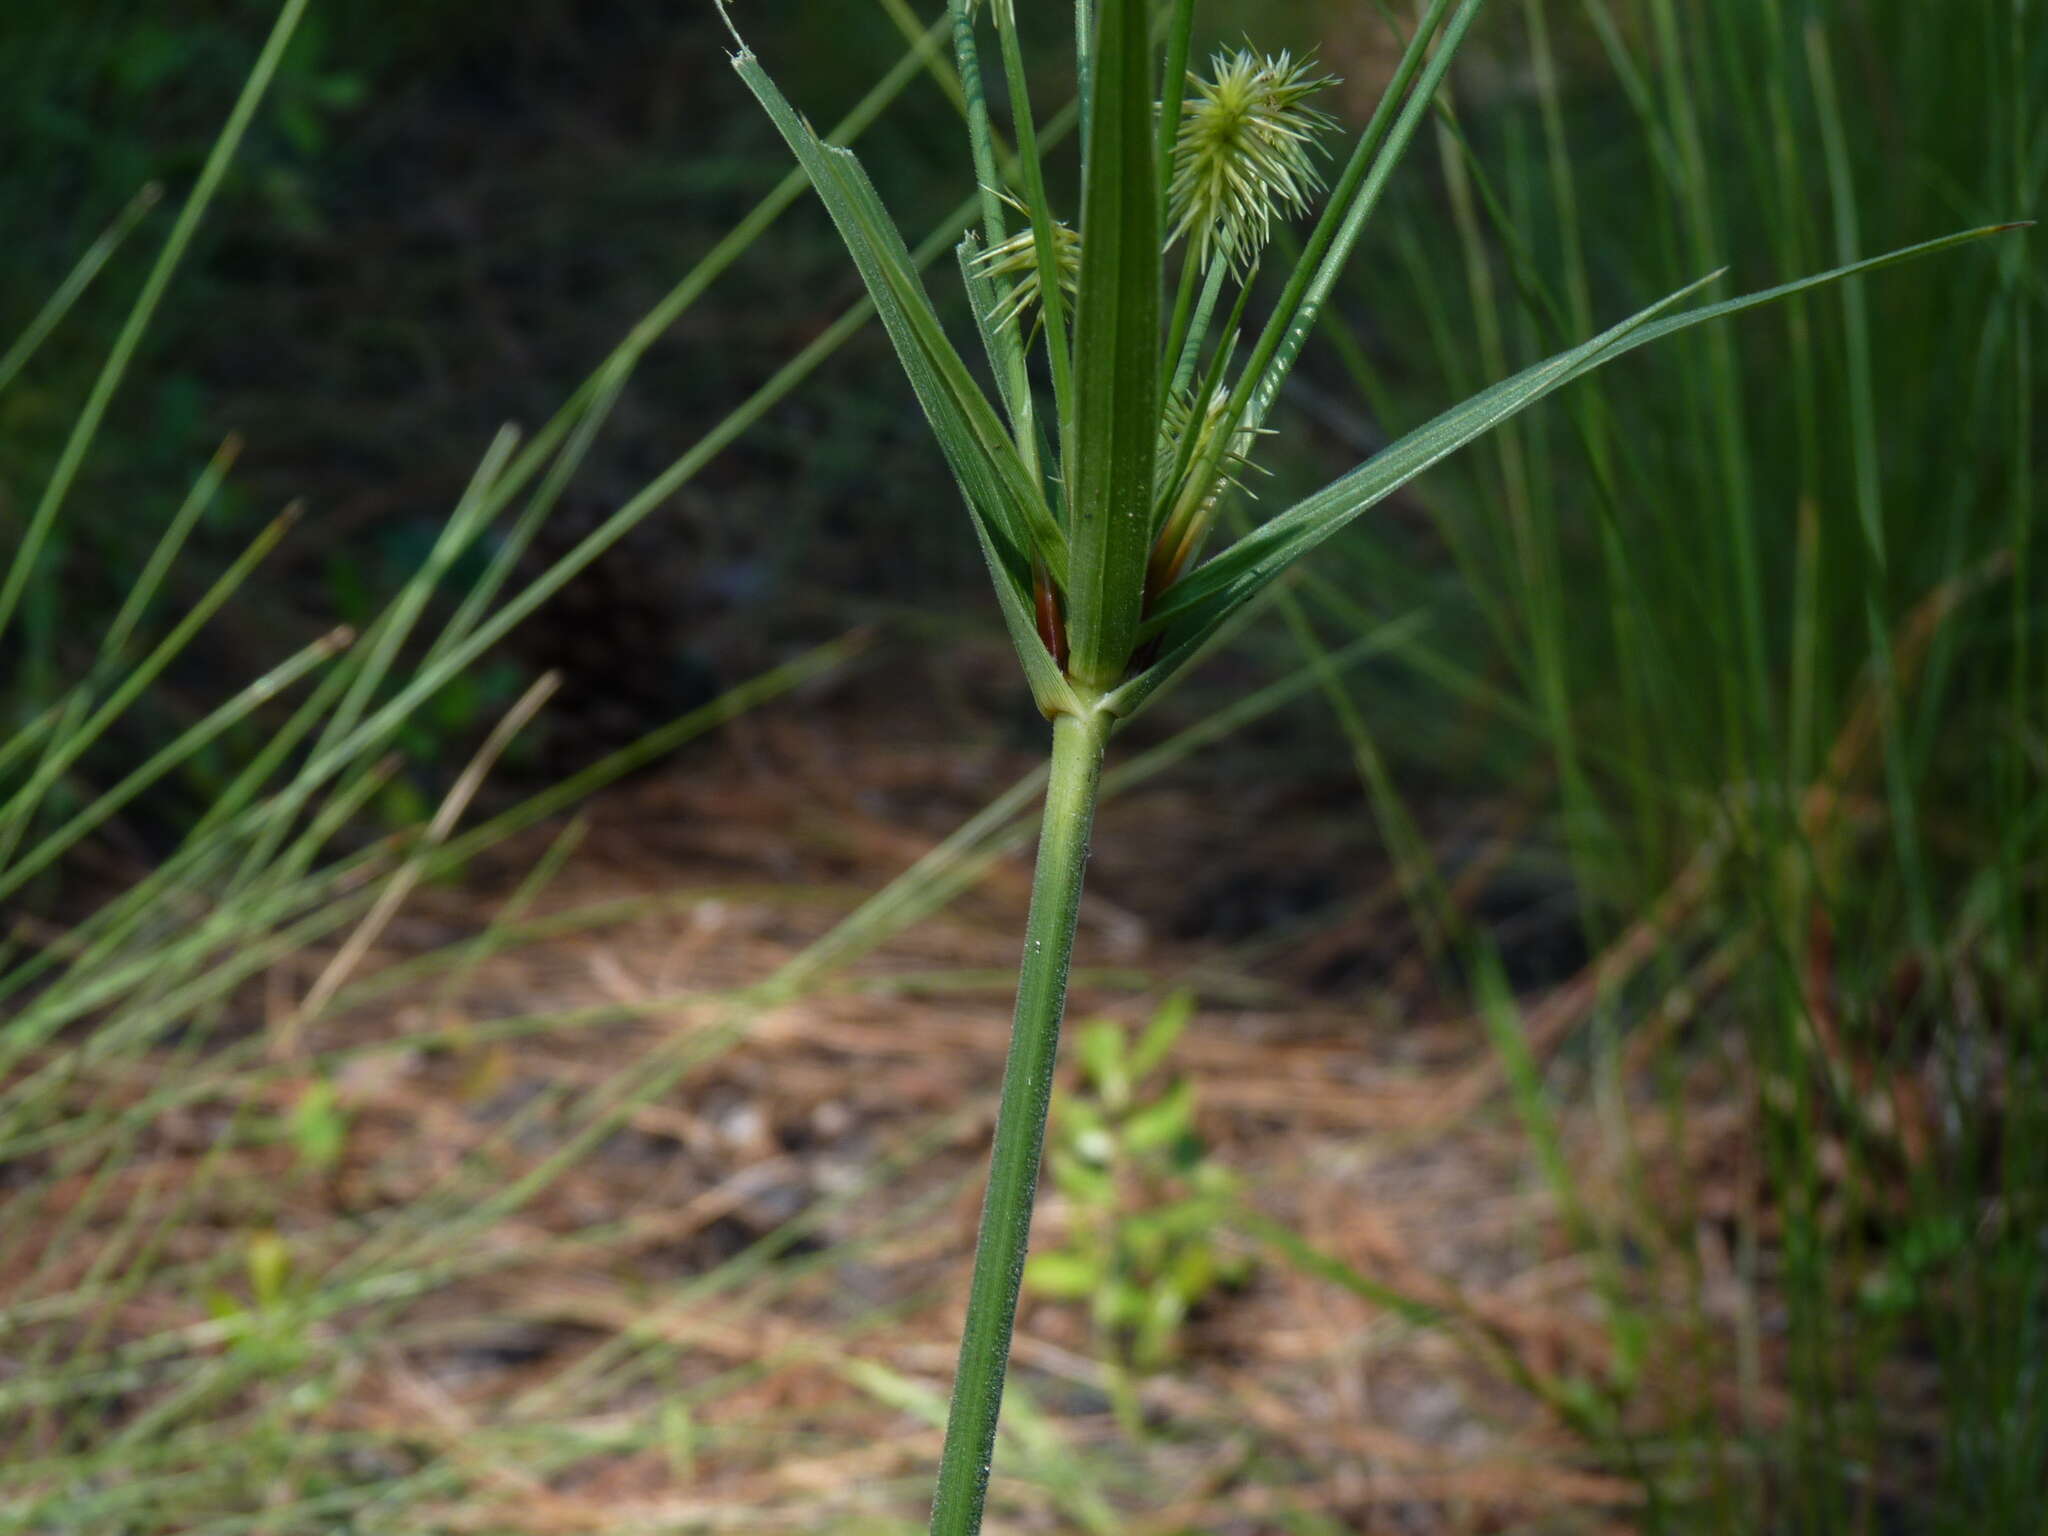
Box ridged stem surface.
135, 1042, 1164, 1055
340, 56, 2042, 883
929, 705, 1109, 1535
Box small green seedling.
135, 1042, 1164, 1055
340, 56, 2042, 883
1027, 992, 1248, 1378
204, 1230, 311, 1374
284, 1076, 349, 1174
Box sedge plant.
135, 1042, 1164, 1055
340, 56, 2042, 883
2, 7, 1441, 1526
721, 0, 2022, 1526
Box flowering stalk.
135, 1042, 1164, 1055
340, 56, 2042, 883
929, 703, 1107, 1533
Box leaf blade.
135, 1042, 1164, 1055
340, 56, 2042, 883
1145, 269, 1724, 635
1129, 223, 2024, 709
1064, 0, 1162, 691
728, 39, 1067, 588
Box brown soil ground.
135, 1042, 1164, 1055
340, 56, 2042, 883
129, 661, 1759, 1535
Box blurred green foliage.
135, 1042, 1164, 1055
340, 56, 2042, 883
1027, 993, 1249, 1380
1, 0, 991, 818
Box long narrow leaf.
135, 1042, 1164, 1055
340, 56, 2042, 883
102, 435, 242, 660
824, 142, 1069, 582
1127, 223, 2021, 717
0, 184, 160, 396
1144, 271, 1724, 638
725, 33, 1066, 591
1240, 0, 1487, 434
938, 1, 1039, 459
1064, 0, 1161, 691
993, 8, 1078, 444
813, 154, 1074, 717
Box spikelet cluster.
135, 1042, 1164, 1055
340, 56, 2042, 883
1153, 381, 1269, 579
1158, 382, 1263, 503
1168, 49, 1336, 274
972, 197, 1082, 333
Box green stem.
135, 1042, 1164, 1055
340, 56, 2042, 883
929, 704, 1109, 1535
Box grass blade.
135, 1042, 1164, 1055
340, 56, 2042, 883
723, 21, 1080, 718
0, 0, 311, 653
0, 182, 160, 396
1143, 224, 2021, 663
1063, 0, 1161, 691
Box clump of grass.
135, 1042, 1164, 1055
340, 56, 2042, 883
724, 0, 2020, 1528
1281, 2, 2043, 1523
0, 6, 950, 1521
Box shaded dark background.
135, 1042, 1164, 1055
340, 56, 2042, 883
2, 0, 2038, 954
4, 0, 978, 775
1, 0, 1441, 789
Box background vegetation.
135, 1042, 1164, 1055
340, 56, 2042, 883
1, 0, 2041, 1531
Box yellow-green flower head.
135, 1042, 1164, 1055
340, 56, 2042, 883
1156, 379, 1268, 528
1159, 381, 1259, 489
971, 195, 1082, 333
1169, 49, 1337, 275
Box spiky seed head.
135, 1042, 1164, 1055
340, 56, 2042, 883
1159, 382, 1267, 491
1147, 380, 1277, 597
1155, 382, 1268, 531
971, 195, 1082, 333
1168, 49, 1337, 275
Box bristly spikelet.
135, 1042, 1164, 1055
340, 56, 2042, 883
1169, 49, 1337, 275
1157, 382, 1265, 505
1151, 381, 1269, 582
971, 195, 1082, 333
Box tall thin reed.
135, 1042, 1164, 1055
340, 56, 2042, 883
1289, 2, 2042, 1520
